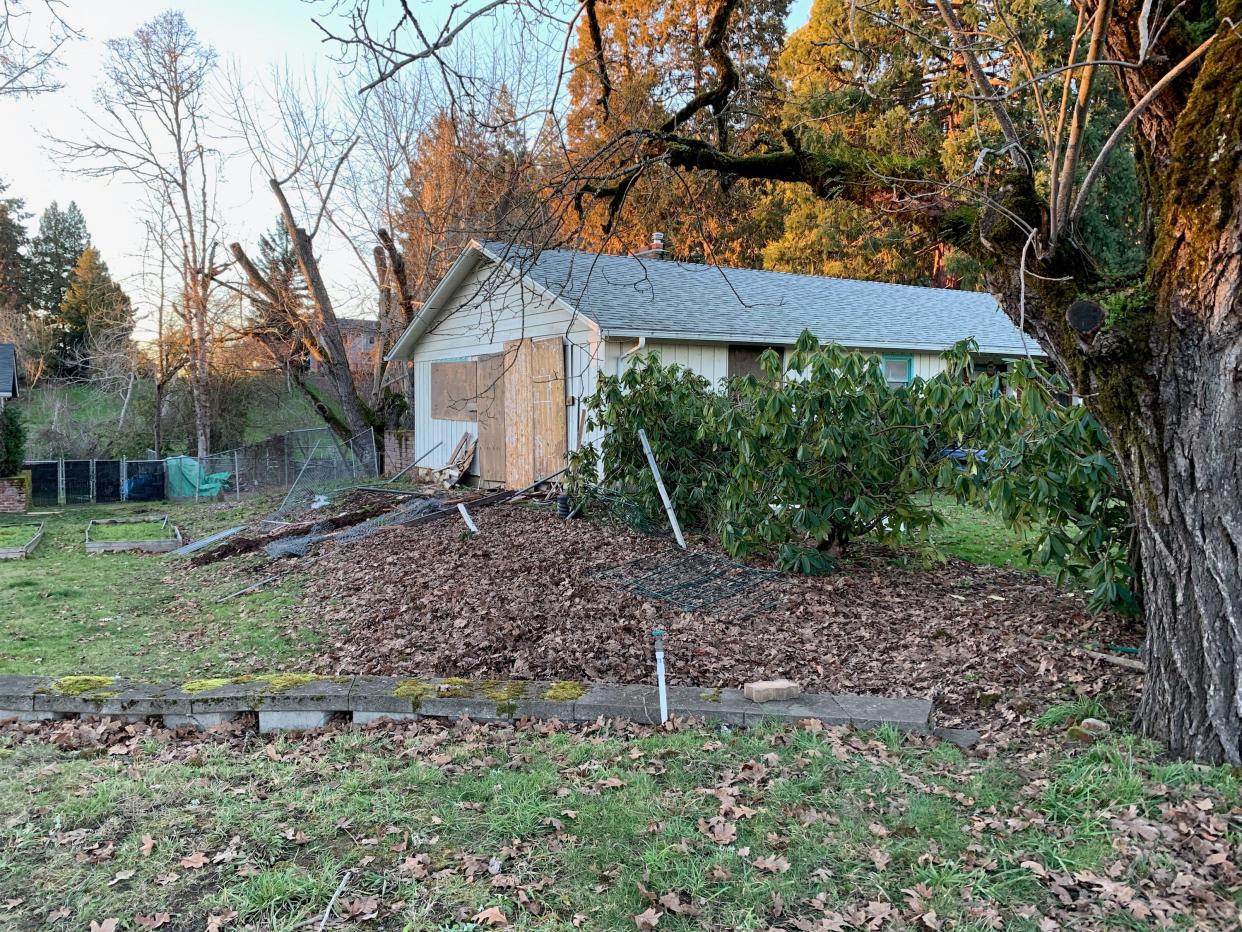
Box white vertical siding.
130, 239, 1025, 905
412, 359, 479, 473
604, 338, 730, 386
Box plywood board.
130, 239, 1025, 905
430, 360, 478, 421
529, 337, 567, 479
503, 339, 534, 488
475, 353, 506, 483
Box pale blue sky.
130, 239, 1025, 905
1, 0, 813, 329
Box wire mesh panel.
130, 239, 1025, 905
25, 461, 58, 507
94, 460, 122, 503
63, 460, 92, 505
594, 549, 781, 618
123, 460, 166, 502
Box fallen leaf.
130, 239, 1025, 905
134, 913, 171, 930
633, 907, 662, 929
473, 906, 509, 926
752, 855, 790, 874
108, 870, 135, 886
90, 921, 119, 932
179, 852, 209, 869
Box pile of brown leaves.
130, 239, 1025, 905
283, 505, 1140, 729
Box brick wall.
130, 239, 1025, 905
0, 474, 28, 513
383, 430, 417, 477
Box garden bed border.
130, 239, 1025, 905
0, 521, 44, 560
0, 674, 934, 734
85, 513, 183, 554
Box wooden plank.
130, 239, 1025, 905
529, 336, 567, 478
430, 360, 478, 421
503, 339, 535, 488
475, 353, 507, 482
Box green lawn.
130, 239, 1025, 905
0, 523, 39, 549
0, 498, 320, 680
0, 716, 1236, 931
86, 519, 175, 542
927, 496, 1045, 573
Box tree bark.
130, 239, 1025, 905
1125, 324, 1242, 763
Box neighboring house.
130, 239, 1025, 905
0, 343, 18, 411
338, 318, 380, 374
306, 318, 381, 376
386, 240, 1044, 488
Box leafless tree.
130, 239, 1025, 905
53, 10, 223, 456
0, 0, 78, 96
221, 65, 377, 448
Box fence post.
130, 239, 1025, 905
371, 427, 379, 479
57, 459, 65, 506
121, 458, 127, 502
234, 451, 240, 501
89, 459, 96, 504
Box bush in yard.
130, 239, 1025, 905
571, 331, 945, 574
570, 330, 1134, 613
0, 406, 25, 477
933, 344, 1136, 614
707, 333, 942, 573
568, 353, 729, 530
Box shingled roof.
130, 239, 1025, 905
0, 343, 17, 398
482, 242, 1042, 357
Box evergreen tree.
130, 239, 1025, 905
0, 178, 29, 313
396, 92, 549, 300
26, 201, 89, 316
564, 0, 790, 263
54, 246, 132, 373
248, 218, 310, 370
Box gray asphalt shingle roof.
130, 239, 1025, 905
483, 242, 1041, 356
0, 344, 17, 397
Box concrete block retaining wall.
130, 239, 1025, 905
0, 675, 935, 734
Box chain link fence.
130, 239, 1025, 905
22, 427, 378, 507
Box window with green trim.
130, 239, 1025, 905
882, 354, 913, 386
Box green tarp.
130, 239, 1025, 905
165, 455, 231, 499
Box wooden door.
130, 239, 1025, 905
475, 353, 506, 483
502, 339, 534, 488
529, 337, 567, 479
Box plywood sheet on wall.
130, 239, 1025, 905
475, 353, 506, 483
430, 360, 478, 421
502, 339, 534, 488
529, 337, 567, 478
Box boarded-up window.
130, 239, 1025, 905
431, 360, 478, 420
728, 345, 781, 380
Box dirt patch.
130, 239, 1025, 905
290, 504, 1141, 730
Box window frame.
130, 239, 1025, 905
881, 354, 914, 386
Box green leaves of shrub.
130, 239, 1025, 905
568, 331, 1136, 614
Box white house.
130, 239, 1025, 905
386, 240, 1044, 488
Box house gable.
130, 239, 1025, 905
387, 243, 599, 363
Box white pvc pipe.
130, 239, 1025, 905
653, 628, 668, 724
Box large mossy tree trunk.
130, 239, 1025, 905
990, 7, 1242, 762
